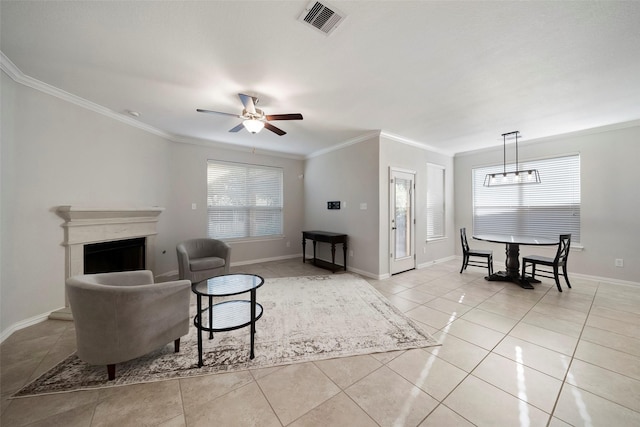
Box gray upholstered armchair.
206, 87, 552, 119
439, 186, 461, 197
65, 270, 191, 380
176, 238, 231, 283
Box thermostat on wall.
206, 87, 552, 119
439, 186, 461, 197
327, 201, 341, 210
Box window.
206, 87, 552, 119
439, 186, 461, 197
472, 154, 580, 242
426, 163, 445, 240
207, 160, 283, 240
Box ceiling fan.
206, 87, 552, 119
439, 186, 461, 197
197, 93, 303, 136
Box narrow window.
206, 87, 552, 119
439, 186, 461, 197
427, 163, 445, 240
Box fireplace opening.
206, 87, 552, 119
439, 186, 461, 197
84, 237, 146, 274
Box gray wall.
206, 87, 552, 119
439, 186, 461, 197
303, 134, 457, 279
164, 141, 305, 271
379, 136, 456, 275
1, 71, 171, 334
303, 136, 380, 276
0, 71, 305, 337
454, 123, 640, 283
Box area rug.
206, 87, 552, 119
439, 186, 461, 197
14, 274, 438, 397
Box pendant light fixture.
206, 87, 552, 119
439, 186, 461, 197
484, 131, 541, 187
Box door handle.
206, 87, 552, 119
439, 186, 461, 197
391, 227, 397, 230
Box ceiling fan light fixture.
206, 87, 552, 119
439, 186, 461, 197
243, 119, 264, 134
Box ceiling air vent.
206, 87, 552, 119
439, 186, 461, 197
298, 1, 345, 36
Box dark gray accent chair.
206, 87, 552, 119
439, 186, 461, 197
177, 238, 231, 283
66, 270, 191, 380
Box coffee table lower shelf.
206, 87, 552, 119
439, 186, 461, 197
193, 299, 263, 367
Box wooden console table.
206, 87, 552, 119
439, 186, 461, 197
302, 230, 347, 273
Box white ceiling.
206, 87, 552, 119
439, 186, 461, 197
2, 1, 640, 158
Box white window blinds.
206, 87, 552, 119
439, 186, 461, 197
426, 163, 445, 239
207, 161, 283, 239
472, 154, 580, 242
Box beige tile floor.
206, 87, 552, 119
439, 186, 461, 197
2, 258, 639, 426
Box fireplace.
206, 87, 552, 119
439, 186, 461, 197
51, 206, 164, 320
84, 237, 146, 274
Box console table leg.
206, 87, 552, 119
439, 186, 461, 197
343, 242, 347, 271
331, 243, 336, 269
302, 237, 306, 263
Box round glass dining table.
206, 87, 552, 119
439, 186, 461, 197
473, 234, 558, 289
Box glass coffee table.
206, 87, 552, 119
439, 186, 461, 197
191, 274, 264, 367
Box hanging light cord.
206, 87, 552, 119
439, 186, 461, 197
501, 131, 520, 174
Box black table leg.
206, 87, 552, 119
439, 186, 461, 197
343, 242, 347, 271
330, 243, 336, 273
208, 295, 214, 339
302, 236, 306, 263
312, 240, 317, 262
196, 294, 203, 367
485, 243, 534, 289
250, 289, 256, 359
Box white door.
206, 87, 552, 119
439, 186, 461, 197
390, 168, 416, 275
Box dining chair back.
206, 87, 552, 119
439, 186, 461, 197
522, 234, 572, 292
459, 227, 494, 276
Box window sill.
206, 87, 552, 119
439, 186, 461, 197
426, 236, 447, 243
221, 235, 285, 244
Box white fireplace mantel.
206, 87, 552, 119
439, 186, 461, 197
50, 206, 164, 320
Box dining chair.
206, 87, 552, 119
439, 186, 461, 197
459, 227, 493, 276
521, 234, 572, 292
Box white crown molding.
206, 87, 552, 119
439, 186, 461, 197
306, 129, 456, 160
306, 130, 382, 159
169, 133, 305, 160
455, 119, 640, 158
3, 51, 454, 161
0, 51, 22, 81
1, 51, 172, 140
380, 130, 454, 157
1, 51, 305, 161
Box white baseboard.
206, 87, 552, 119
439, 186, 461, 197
570, 272, 639, 287
347, 266, 387, 280
417, 255, 457, 270
232, 253, 302, 266
0, 308, 64, 343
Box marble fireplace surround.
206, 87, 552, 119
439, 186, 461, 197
50, 206, 164, 320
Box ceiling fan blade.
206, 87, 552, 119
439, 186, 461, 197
265, 113, 303, 121
197, 108, 239, 118
238, 94, 257, 114
264, 122, 286, 136
229, 123, 245, 133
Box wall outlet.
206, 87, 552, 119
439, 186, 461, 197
615, 258, 624, 267
286, 241, 291, 248
349, 250, 354, 257
423, 247, 426, 254
191, 203, 197, 210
